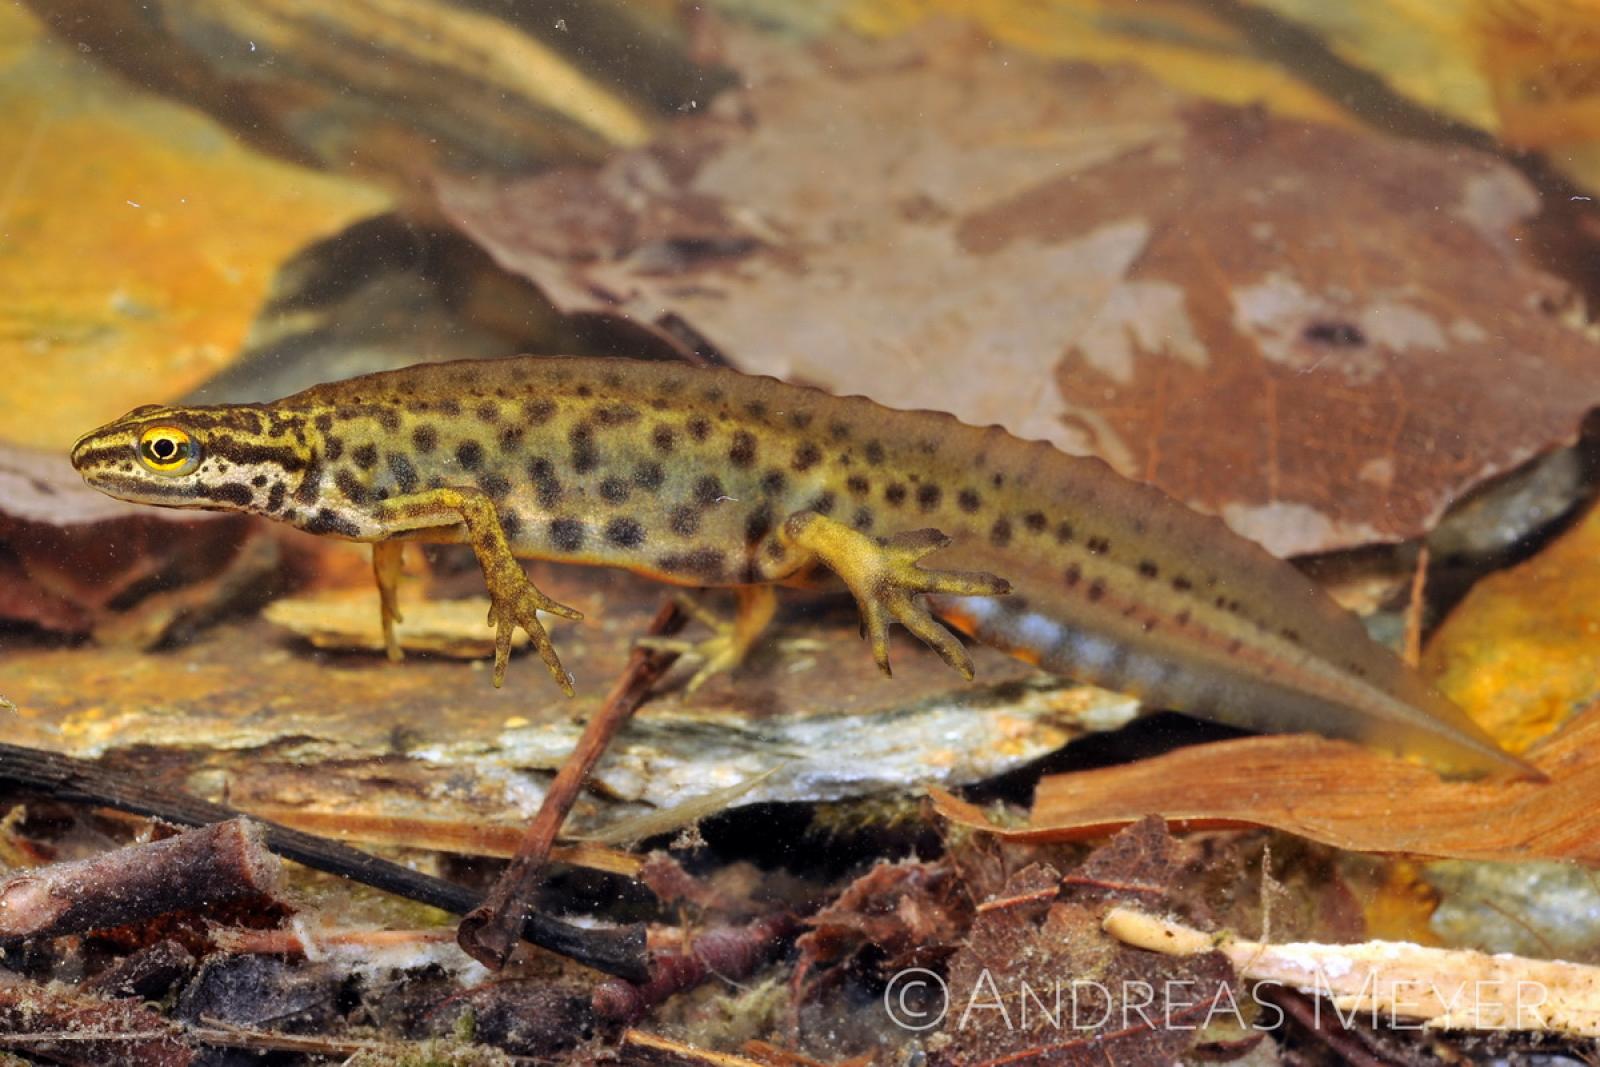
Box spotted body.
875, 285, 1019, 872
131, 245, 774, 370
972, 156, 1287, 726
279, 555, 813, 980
72, 356, 1529, 778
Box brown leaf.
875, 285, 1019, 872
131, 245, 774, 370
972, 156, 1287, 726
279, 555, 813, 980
0, 444, 268, 639
795, 860, 971, 989
438, 27, 1600, 557
931, 693, 1600, 863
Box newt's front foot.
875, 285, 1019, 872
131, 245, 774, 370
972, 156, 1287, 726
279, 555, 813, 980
780, 512, 1010, 679
482, 563, 583, 693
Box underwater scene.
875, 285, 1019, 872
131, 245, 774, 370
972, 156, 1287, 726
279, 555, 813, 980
3, 1, 1600, 1063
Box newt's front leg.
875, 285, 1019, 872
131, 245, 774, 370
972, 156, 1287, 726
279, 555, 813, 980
778, 511, 1010, 679
371, 540, 406, 662
372, 487, 583, 694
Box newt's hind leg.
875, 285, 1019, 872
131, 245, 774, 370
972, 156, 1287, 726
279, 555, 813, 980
638, 586, 780, 692
371, 541, 406, 662
778, 511, 1010, 679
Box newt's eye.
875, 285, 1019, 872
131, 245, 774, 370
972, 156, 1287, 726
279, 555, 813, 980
136, 426, 200, 475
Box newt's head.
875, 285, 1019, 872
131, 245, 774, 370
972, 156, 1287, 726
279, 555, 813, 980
71, 402, 311, 517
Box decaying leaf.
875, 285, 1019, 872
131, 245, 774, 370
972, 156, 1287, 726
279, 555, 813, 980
935, 818, 1237, 1066
1424, 496, 1600, 749
931, 695, 1600, 864
438, 27, 1600, 557
0, 445, 273, 641
794, 860, 972, 994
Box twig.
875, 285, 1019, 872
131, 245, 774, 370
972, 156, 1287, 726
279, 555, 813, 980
0, 980, 191, 1066
458, 600, 686, 969
619, 1029, 770, 1067
1403, 544, 1430, 668
592, 913, 799, 1024
0, 742, 648, 981
0, 819, 279, 943
1104, 906, 1600, 1036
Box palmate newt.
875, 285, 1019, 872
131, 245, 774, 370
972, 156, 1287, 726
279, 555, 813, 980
71, 356, 1532, 778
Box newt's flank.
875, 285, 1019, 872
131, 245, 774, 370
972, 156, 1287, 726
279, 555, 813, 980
71, 356, 1533, 779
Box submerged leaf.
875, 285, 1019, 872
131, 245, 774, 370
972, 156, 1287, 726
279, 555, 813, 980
440, 27, 1600, 557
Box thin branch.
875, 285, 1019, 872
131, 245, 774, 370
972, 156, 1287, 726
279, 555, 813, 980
458, 599, 686, 969
0, 742, 648, 981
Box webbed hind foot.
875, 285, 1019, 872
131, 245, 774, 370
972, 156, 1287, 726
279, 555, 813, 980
779, 512, 1010, 679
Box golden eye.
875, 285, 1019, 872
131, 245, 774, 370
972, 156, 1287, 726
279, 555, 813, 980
136, 426, 199, 475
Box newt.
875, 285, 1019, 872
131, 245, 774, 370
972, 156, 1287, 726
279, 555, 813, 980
71, 356, 1532, 778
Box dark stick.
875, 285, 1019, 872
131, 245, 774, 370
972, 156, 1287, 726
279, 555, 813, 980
458, 600, 686, 969
0, 742, 648, 982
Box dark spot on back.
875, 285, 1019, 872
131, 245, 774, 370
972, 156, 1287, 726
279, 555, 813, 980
657, 548, 724, 579
729, 430, 757, 467
599, 476, 630, 503
1137, 560, 1159, 578
477, 402, 499, 423
323, 437, 345, 463
376, 408, 400, 433
917, 484, 942, 512
314, 413, 333, 432
1172, 575, 1193, 593
352, 444, 378, 470
885, 483, 906, 506
295, 465, 323, 505
388, 454, 418, 493
990, 517, 1012, 548
1087, 536, 1110, 555
456, 441, 484, 471
549, 517, 587, 552
670, 505, 700, 537
528, 457, 561, 507
957, 489, 981, 513
633, 462, 665, 492
478, 471, 511, 499
596, 403, 639, 427
810, 490, 837, 516
605, 517, 645, 548
745, 505, 774, 544
525, 399, 556, 425
864, 441, 885, 465
852, 507, 874, 531
792, 443, 821, 472
652, 425, 676, 453
266, 482, 287, 513
1055, 522, 1075, 544
500, 510, 522, 540
1064, 563, 1081, 587
1087, 578, 1106, 602
251, 474, 268, 488
694, 475, 724, 506
688, 417, 711, 442
846, 475, 870, 496
412, 426, 438, 453
569, 424, 597, 472
335, 469, 368, 505
305, 507, 361, 538
499, 425, 524, 452
760, 470, 786, 496
1025, 511, 1047, 533
828, 421, 850, 441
